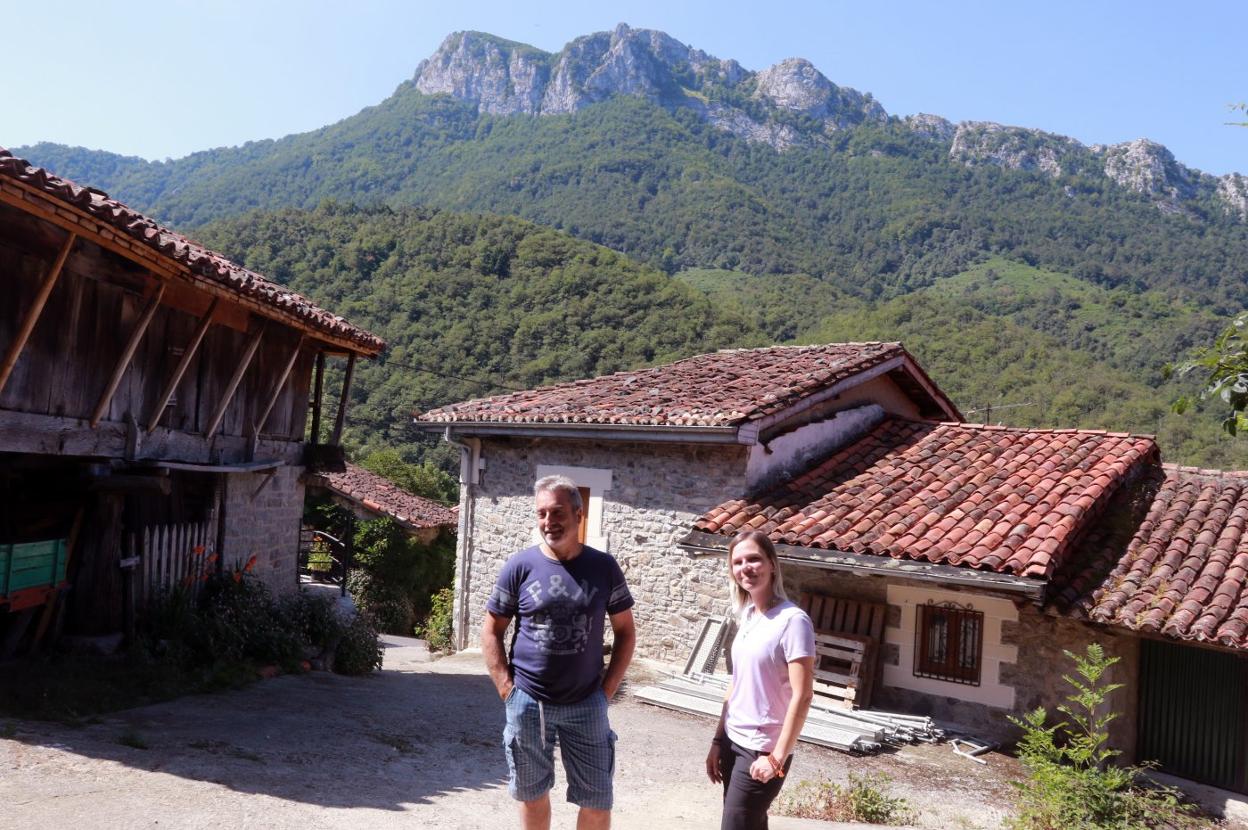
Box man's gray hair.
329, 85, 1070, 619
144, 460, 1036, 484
534, 474, 583, 512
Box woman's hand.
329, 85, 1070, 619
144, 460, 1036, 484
705, 742, 723, 783
749, 755, 777, 783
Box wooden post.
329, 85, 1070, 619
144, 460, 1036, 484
254, 335, 305, 436
146, 297, 218, 433
204, 323, 265, 438
309, 351, 325, 444
0, 231, 76, 398
90, 282, 167, 427
330, 352, 356, 446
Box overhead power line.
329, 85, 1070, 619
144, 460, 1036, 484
374, 354, 527, 393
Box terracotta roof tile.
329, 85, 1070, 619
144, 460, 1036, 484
310, 463, 457, 531
418, 343, 926, 427
0, 148, 384, 354
693, 418, 1156, 579
1056, 466, 1248, 651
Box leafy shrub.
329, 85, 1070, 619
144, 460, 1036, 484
345, 517, 454, 635
145, 565, 382, 678
345, 569, 414, 634
280, 591, 342, 649
1007, 644, 1205, 830
334, 613, 384, 675
777, 772, 913, 824
193, 565, 304, 669
417, 587, 455, 653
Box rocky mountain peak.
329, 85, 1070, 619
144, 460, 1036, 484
413, 31, 551, 115
752, 58, 886, 130
948, 121, 1084, 178
411, 25, 886, 149
1099, 138, 1194, 212
411, 26, 1241, 220
1218, 173, 1248, 220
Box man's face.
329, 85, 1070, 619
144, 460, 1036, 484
536, 488, 582, 555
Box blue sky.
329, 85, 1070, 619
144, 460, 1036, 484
5, 0, 1245, 175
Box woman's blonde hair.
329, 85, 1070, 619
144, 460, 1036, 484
726, 529, 788, 616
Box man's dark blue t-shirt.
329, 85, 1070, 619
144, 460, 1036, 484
486, 545, 634, 705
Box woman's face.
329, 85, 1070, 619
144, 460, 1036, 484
730, 539, 774, 598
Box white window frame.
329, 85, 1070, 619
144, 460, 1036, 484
883, 584, 1018, 708
535, 464, 613, 551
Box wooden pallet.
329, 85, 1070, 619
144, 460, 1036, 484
799, 593, 886, 709
811, 631, 877, 709
799, 592, 887, 642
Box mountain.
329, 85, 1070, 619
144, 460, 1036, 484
11, 25, 1248, 466
21, 24, 1244, 224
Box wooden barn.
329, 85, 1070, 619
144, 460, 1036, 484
0, 148, 383, 653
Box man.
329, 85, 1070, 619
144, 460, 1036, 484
483, 475, 636, 830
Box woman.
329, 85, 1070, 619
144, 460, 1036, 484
705, 529, 816, 830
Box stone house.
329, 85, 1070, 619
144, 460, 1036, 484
0, 148, 382, 649
419, 342, 1248, 796
307, 462, 458, 547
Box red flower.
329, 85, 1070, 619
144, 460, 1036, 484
243, 554, 258, 573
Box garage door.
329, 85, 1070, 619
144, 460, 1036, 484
1138, 638, 1248, 794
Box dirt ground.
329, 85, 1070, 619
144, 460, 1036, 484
1, 636, 1241, 829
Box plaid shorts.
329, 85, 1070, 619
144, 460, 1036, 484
502, 684, 617, 810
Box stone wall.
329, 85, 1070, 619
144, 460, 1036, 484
785, 564, 1139, 753
456, 437, 750, 661
219, 465, 305, 593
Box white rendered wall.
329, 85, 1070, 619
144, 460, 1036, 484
884, 583, 1019, 709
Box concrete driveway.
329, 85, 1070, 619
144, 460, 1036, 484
0, 636, 1022, 829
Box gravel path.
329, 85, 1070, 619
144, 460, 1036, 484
0, 636, 1054, 829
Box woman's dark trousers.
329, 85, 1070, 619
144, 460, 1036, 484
720, 740, 793, 830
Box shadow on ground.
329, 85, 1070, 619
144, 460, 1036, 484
2, 639, 508, 811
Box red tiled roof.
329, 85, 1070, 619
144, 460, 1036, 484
0, 148, 384, 354
419, 343, 935, 427
1056, 466, 1248, 650
311, 463, 457, 531
695, 418, 1157, 579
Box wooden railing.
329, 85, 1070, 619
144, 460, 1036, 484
136, 520, 216, 609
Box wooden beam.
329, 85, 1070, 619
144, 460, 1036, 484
145, 297, 219, 433
204, 323, 265, 438
330, 352, 356, 446
254, 335, 305, 436
0, 182, 381, 356
0, 407, 304, 464
310, 351, 325, 443
0, 230, 76, 398
89, 282, 167, 427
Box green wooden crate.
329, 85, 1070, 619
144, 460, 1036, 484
0, 538, 68, 597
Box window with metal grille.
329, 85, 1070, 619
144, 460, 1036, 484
914, 602, 983, 685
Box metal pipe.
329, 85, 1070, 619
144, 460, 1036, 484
443, 428, 480, 651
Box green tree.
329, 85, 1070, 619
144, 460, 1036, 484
359, 447, 458, 504
1172, 312, 1248, 436
1007, 645, 1201, 830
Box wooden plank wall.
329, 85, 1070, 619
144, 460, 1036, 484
0, 215, 317, 444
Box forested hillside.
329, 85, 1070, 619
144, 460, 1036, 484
190, 205, 1248, 471
14, 28, 1248, 471
193, 204, 758, 458
20, 91, 1248, 311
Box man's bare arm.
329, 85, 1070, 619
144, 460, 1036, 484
601, 608, 636, 700
482, 611, 515, 700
